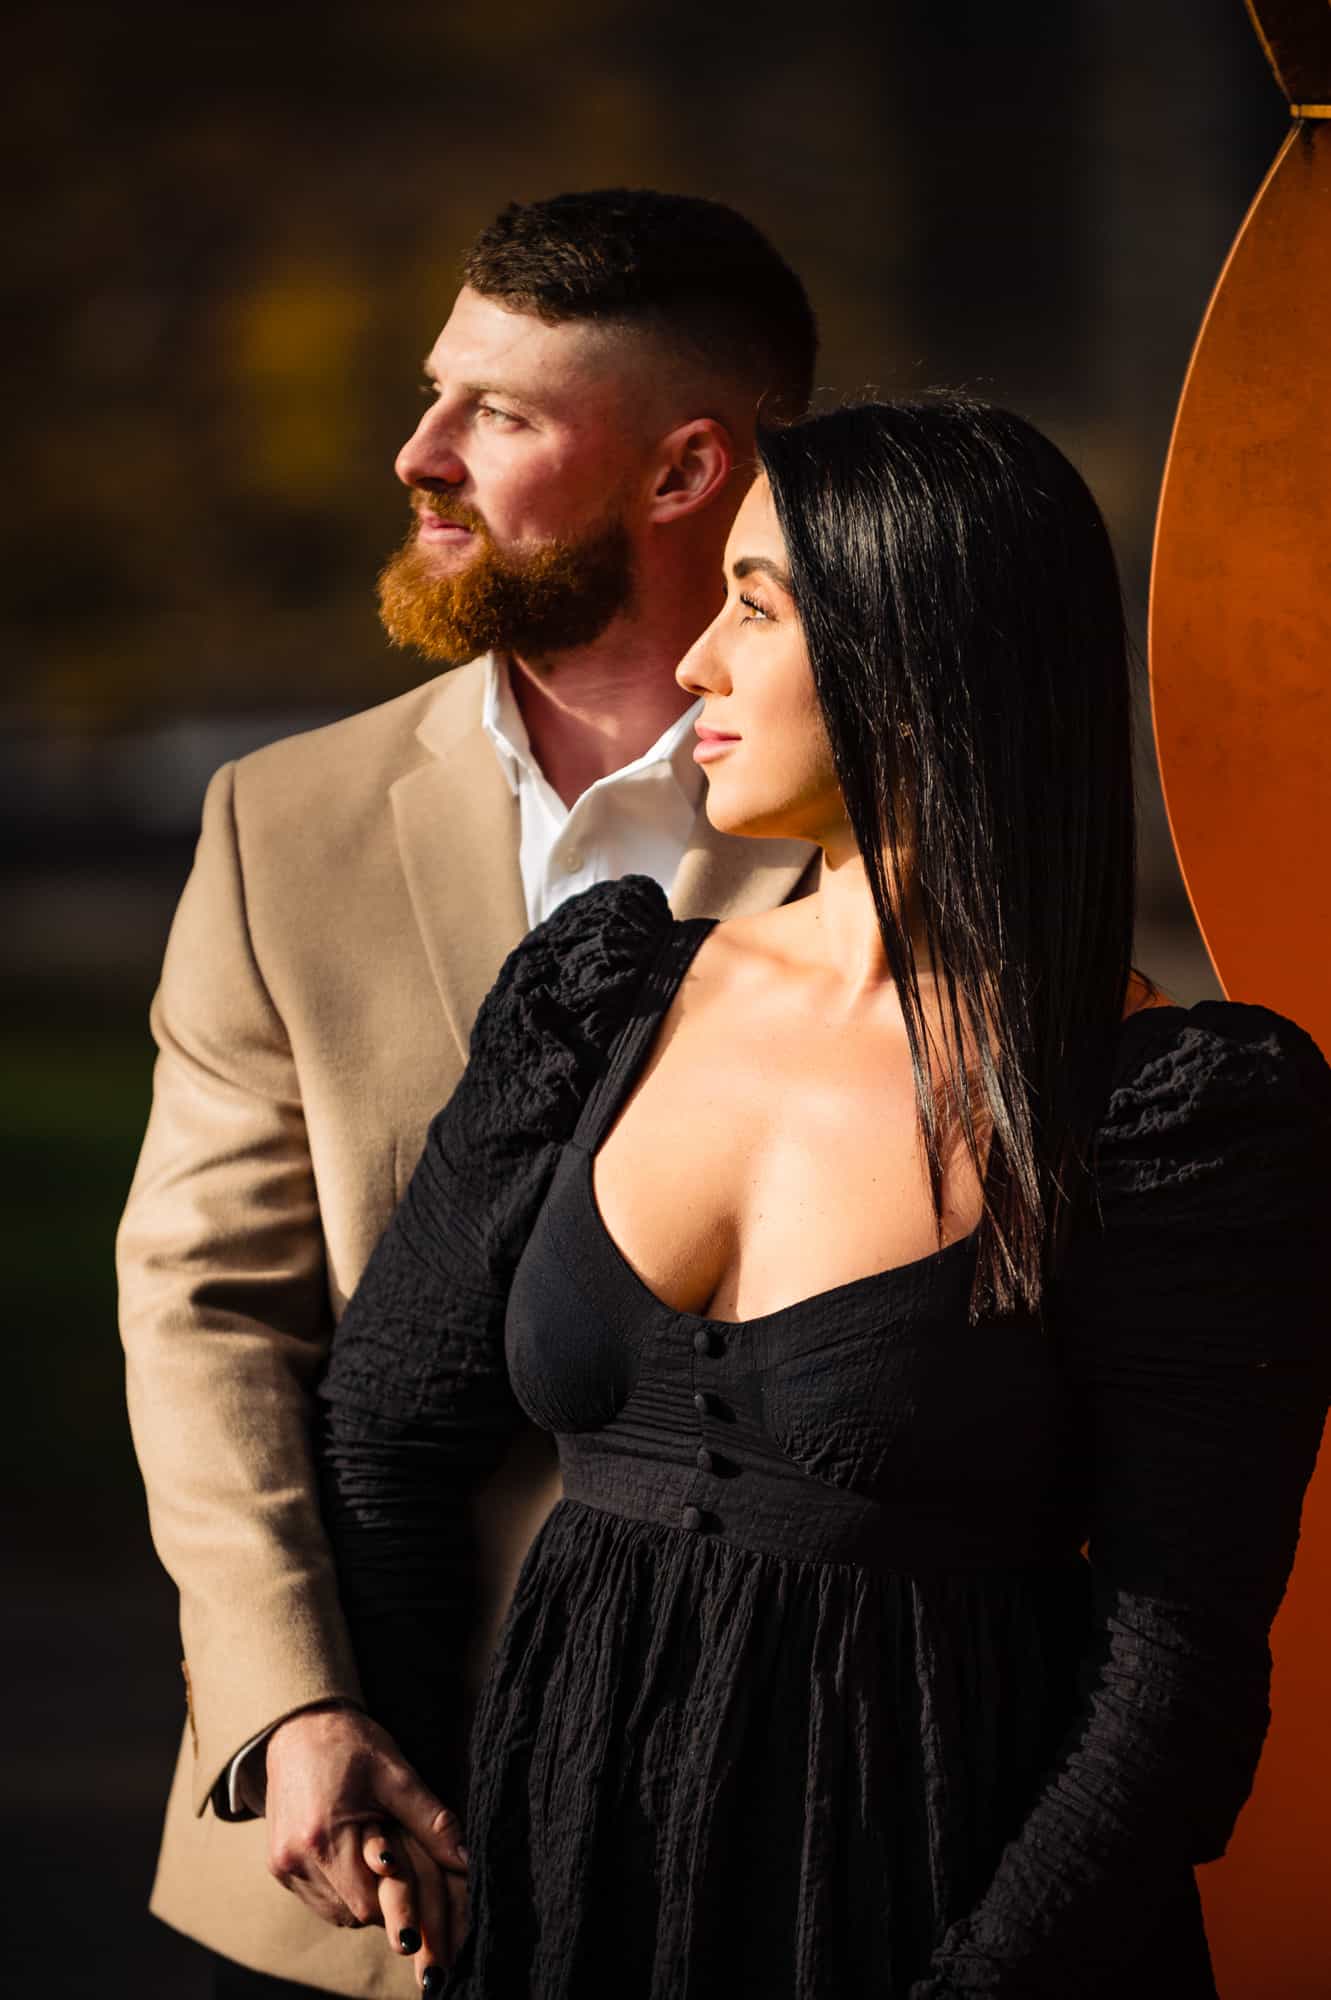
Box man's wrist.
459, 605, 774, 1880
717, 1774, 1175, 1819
263, 1704, 363, 1768
223, 1698, 365, 1819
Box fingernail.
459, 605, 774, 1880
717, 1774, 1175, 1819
422, 1968, 447, 1996
379, 1847, 397, 1871
457, 1845, 470, 1865
398, 1926, 421, 1955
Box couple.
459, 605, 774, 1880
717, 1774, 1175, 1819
120, 188, 1331, 1999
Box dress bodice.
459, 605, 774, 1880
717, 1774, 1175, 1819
505, 917, 1070, 1574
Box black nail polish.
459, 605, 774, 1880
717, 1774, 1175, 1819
422, 1967, 447, 1996
398, 1926, 421, 1955
379, 1847, 397, 1871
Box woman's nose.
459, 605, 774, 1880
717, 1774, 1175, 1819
394, 406, 467, 491
676, 616, 731, 698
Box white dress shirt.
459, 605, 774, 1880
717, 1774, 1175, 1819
481, 652, 704, 926
222, 653, 705, 1815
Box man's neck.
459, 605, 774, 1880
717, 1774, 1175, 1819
506, 621, 702, 810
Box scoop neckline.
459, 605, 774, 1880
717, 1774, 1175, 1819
574, 913, 1188, 1332
577, 1145, 979, 1331
577, 907, 982, 1329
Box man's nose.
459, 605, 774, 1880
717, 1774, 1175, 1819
394, 406, 467, 491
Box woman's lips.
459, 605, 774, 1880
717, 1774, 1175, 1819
693, 726, 740, 765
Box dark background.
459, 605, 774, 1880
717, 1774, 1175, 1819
1, 4, 1286, 1993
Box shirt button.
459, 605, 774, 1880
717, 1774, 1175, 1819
692, 1390, 709, 1416
692, 1327, 721, 1358
681, 1504, 705, 1532
696, 1446, 715, 1474
563, 848, 583, 873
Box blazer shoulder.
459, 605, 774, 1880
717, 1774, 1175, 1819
229, 660, 487, 824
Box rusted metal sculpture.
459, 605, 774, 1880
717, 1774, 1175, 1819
1149, 5, 1331, 1991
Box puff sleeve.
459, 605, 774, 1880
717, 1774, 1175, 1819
910, 1002, 1331, 1997
316, 875, 674, 1801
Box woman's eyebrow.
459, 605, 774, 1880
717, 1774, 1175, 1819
733, 555, 793, 591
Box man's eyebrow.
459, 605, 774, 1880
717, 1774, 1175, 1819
460, 379, 540, 407
733, 555, 794, 592
417, 365, 541, 411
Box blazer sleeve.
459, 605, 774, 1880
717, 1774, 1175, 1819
909, 1003, 1331, 1998
317, 874, 674, 1805
116, 761, 361, 1816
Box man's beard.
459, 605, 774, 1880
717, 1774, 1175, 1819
377, 494, 635, 665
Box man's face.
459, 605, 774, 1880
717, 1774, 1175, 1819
379, 287, 649, 663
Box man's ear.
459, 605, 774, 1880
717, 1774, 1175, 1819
645, 417, 735, 524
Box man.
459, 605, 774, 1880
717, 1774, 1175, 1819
119, 188, 819, 1998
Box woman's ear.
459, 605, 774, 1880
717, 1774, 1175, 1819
646, 418, 735, 524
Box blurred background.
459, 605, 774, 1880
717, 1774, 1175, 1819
1, 1, 1288, 1991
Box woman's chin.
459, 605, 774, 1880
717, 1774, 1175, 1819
703, 792, 807, 844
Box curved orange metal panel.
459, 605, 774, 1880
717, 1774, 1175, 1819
1149, 114, 1331, 1999
1149, 121, 1331, 1036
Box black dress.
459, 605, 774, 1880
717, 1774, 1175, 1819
319, 876, 1331, 1999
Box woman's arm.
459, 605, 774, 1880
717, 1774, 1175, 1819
317, 1100, 538, 1802
316, 874, 674, 1800
909, 1004, 1331, 1997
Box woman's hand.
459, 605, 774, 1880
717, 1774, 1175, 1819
362, 1821, 469, 1990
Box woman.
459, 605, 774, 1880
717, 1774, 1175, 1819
318, 398, 1331, 1998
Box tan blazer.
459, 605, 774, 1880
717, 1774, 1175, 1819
117, 657, 817, 1996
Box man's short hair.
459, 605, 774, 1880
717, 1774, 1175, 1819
464, 187, 818, 425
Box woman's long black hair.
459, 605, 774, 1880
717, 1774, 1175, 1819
758, 397, 1143, 1323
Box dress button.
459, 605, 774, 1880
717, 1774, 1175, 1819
564, 848, 583, 873
681, 1504, 705, 1532
696, 1446, 714, 1474
692, 1390, 709, 1416
692, 1327, 721, 1358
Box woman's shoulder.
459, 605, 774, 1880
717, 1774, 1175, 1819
467, 874, 681, 1081
1056, 1002, 1331, 1362
1095, 996, 1331, 1207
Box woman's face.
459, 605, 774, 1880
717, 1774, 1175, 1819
676, 477, 848, 848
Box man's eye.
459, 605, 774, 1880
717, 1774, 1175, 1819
477, 403, 522, 428
738, 591, 772, 624
418, 380, 438, 400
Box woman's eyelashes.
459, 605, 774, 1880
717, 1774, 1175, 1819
737, 590, 773, 624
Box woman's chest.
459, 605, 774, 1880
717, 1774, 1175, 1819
504, 1141, 1069, 1518
591, 1021, 984, 1324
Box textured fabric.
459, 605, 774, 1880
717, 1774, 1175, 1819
319, 875, 1331, 1998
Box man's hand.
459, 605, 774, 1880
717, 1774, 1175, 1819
264, 1702, 467, 1952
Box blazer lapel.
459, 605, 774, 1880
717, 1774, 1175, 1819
391, 661, 527, 1063
671, 797, 820, 920
392, 661, 821, 1053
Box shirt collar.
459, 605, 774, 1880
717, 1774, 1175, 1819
480, 652, 537, 798
481, 653, 704, 810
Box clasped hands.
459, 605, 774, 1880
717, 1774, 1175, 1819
262, 1703, 467, 1991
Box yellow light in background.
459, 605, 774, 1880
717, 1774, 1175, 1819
220, 267, 373, 500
